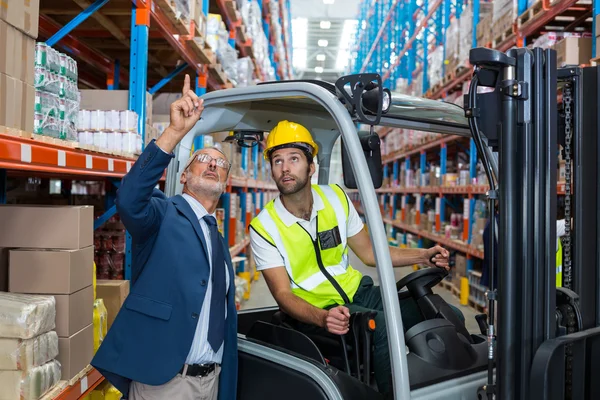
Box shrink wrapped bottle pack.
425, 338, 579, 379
0, 331, 58, 371
0, 293, 56, 340
0, 359, 61, 400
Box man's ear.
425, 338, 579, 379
180, 172, 187, 185
309, 162, 316, 178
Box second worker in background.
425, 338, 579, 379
249, 120, 460, 396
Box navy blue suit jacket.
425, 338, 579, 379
91, 140, 238, 399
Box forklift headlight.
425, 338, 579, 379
361, 87, 391, 115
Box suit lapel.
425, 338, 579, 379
222, 235, 235, 296
172, 195, 209, 259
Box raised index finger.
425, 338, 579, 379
182, 74, 191, 96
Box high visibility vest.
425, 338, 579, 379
556, 238, 563, 288
250, 184, 363, 309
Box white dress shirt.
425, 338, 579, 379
182, 193, 229, 365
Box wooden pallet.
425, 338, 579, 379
187, 38, 215, 65
1, 125, 33, 139
154, 0, 190, 35
209, 64, 228, 85
224, 0, 240, 22
492, 26, 514, 48
469, 298, 487, 313
517, 1, 544, 28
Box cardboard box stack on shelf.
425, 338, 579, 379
207, 14, 239, 80
531, 32, 592, 50
476, 11, 494, 47
267, 0, 289, 75
410, 72, 424, 96
33, 43, 80, 142
242, 0, 276, 80
96, 280, 130, 331
427, 46, 445, 89
552, 37, 592, 68
458, 3, 493, 66
0, 1, 38, 136
79, 90, 151, 156
0, 205, 95, 387
492, 0, 517, 46
444, 18, 460, 74
0, 293, 62, 400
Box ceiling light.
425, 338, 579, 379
316, 54, 326, 61
318, 39, 328, 47
323, 0, 335, 4
315, 66, 324, 74
320, 21, 331, 29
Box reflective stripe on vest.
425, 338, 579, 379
250, 184, 363, 309
556, 238, 563, 288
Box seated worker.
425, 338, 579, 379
249, 121, 461, 396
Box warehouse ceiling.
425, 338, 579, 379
289, 0, 360, 82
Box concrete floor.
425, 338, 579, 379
242, 250, 481, 334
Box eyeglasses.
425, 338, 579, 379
195, 153, 231, 170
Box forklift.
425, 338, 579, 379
162, 46, 600, 399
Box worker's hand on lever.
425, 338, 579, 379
156, 74, 204, 153
324, 305, 351, 335
423, 246, 450, 271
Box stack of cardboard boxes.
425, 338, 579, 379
0, 205, 95, 382
0, 0, 38, 134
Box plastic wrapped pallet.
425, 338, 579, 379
0, 293, 56, 340
493, 0, 517, 22
444, 18, 460, 72
235, 57, 255, 87
427, 46, 444, 88
532, 32, 592, 50
0, 359, 61, 400
0, 331, 58, 371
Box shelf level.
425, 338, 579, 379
382, 135, 465, 163
0, 133, 137, 178
51, 367, 104, 400
385, 218, 485, 260
229, 176, 277, 190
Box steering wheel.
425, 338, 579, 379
396, 267, 448, 300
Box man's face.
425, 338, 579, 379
270, 147, 314, 195
181, 148, 230, 198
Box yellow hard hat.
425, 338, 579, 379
264, 120, 319, 160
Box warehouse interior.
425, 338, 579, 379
0, 0, 599, 399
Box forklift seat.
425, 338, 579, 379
271, 310, 376, 386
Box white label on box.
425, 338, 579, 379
463, 199, 470, 220
86, 154, 93, 169
57, 150, 66, 166
126, 161, 132, 172
80, 376, 88, 394
108, 158, 114, 171
435, 197, 441, 215
20, 144, 31, 163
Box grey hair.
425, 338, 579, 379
183, 146, 230, 172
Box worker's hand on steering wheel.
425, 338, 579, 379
324, 305, 351, 335
423, 245, 450, 270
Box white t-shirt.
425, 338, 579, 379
250, 187, 365, 271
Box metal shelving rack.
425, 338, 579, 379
349, 0, 592, 309
0, 1, 289, 396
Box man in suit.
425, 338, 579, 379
92, 74, 237, 400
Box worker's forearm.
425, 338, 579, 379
389, 247, 427, 267
275, 291, 328, 328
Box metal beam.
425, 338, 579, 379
360, 0, 400, 73
46, 0, 110, 46
94, 204, 117, 230
149, 62, 189, 94
70, 0, 169, 77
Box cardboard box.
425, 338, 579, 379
0, 73, 16, 129
9, 246, 94, 294
454, 254, 467, 277
13, 28, 35, 85
553, 37, 592, 67
54, 285, 94, 337
0, 20, 15, 77
0, 0, 39, 39
80, 90, 153, 125
0, 205, 93, 249
96, 280, 130, 329
56, 324, 94, 380
21, 81, 34, 133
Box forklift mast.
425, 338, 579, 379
466, 47, 600, 400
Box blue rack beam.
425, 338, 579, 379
46, 0, 110, 47
383, 0, 444, 82
149, 62, 188, 95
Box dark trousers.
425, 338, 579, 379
306, 276, 466, 395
